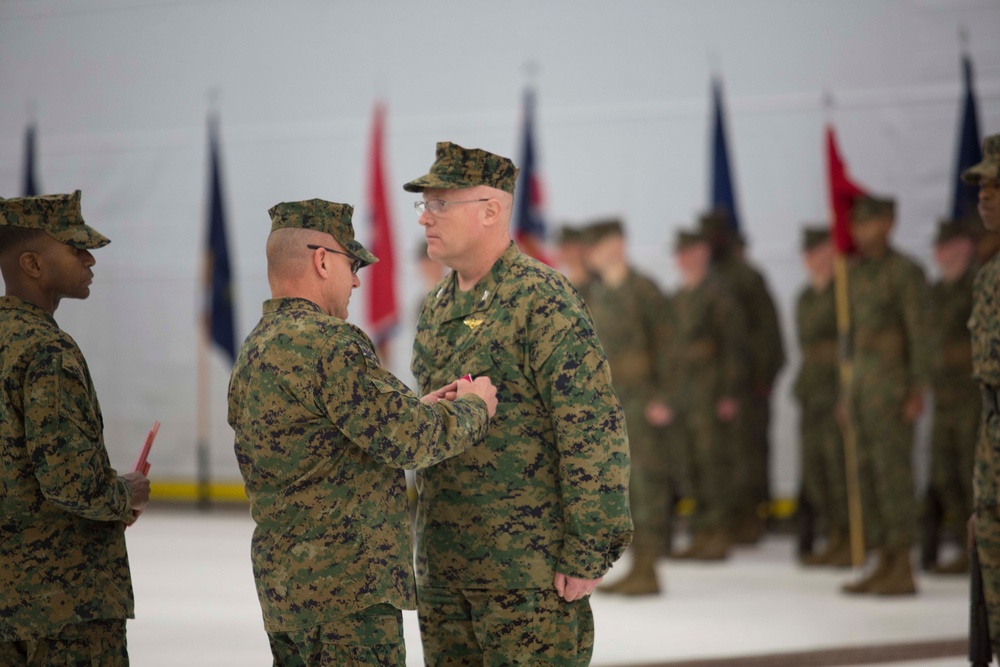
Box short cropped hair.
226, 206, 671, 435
0, 227, 46, 257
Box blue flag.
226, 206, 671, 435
512, 88, 551, 264
204, 114, 236, 363
951, 54, 981, 222
709, 77, 742, 233
22, 123, 40, 197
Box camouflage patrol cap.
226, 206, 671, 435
0, 190, 109, 249
802, 226, 830, 251
556, 226, 583, 244
403, 141, 519, 194
580, 218, 624, 245
962, 134, 1000, 185
851, 195, 895, 223
674, 229, 707, 252
934, 218, 973, 245
268, 199, 377, 268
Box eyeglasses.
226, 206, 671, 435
413, 198, 489, 215
306, 245, 361, 275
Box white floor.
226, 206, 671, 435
123, 509, 973, 667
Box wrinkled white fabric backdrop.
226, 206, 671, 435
1, 0, 998, 496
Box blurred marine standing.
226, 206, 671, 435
842, 195, 929, 596
582, 219, 674, 596
0, 192, 150, 666
927, 219, 979, 574
965, 134, 1000, 653
228, 199, 497, 666
406, 142, 632, 665
794, 227, 850, 567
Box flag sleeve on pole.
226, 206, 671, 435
365, 102, 399, 360
204, 114, 237, 363
951, 54, 982, 222
512, 88, 552, 264
709, 77, 742, 233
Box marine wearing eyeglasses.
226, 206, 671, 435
406, 142, 632, 665
227, 197, 497, 666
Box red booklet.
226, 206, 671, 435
132, 421, 160, 476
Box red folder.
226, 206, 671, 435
132, 421, 160, 476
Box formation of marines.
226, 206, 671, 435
4, 133, 1000, 663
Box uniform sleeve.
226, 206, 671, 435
901, 261, 932, 390
715, 287, 749, 397
529, 303, 633, 579
319, 332, 489, 469
640, 280, 676, 404
23, 344, 133, 522
750, 271, 786, 389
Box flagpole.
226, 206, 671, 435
197, 314, 211, 510
824, 96, 865, 568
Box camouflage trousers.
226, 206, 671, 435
620, 393, 670, 552
974, 408, 1000, 654
735, 391, 772, 518
850, 372, 915, 549
267, 604, 404, 667
417, 585, 594, 666
799, 397, 847, 531
0, 619, 128, 666
675, 396, 735, 533
931, 384, 980, 536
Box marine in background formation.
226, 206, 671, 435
581, 218, 674, 596
669, 229, 745, 561
793, 227, 850, 568
407, 141, 632, 664
700, 209, 785, 543
553, 225, 594, 300
842, 195, 930, 597
926, 219, 979, 574
0, 191, 150, 666
965, 133, 1000, 653
227, 198, 496, 666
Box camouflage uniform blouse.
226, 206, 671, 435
411, 242, 632, 589
793, 282, 839, 406
228, 297, 489, 632
971, 255, 1000, 510
0, 296, 135, 641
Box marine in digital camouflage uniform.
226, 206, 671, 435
554, 225, 593, 301
406, 142, 632, 665
227, 199, 496, 667
669, 229, 745, 561
964, 134, 1000, 652
581, 218, 673, 596
842, 195, 930, 596
927, 219, 979, 574
793, 227, 850, 568
700, 210, 785, 543
0, 191, 150, 666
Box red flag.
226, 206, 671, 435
825, 125, 867, 255
365, 103, 398, 358
512, 89, 553, 265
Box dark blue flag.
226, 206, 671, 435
22, 123, 40, 197
204, 114, 236, 363
512, 88, 551, 264
709, 77, 742, 233
951, 54, 981, 222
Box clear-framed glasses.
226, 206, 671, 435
306, 244, 361, 275
414, 198, 489, 215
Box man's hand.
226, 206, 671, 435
715, 396, 739, 422
645, 400, 673, 427
456, 376, 498, 417
553, 572, 603, 602
421, 381, 459, 404
120, 471, 150, 523
902, 389, 925, 423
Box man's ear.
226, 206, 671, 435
312, 248, 329, 279
18, 250, 43, 279
481, 198, 502, 228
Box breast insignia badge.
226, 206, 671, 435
464, 317, 484, 330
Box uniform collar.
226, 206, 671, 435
431, 241, 520, 322
262, 297, 327, 316
0, 295, 59, 327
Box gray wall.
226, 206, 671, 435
1, 0, 999, 494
